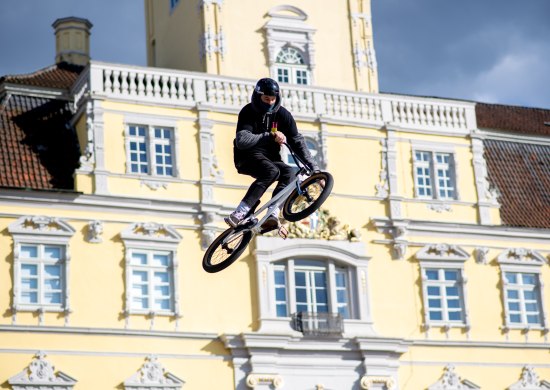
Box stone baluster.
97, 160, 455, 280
128, 71, 137, 96
120, 71, 129, 95
103, 69, 113, 93
169, 76, 177, 99
136, 72, 145, 97
145, 73, 153, 96
113, 70, 122, 94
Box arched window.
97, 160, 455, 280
275, 47, 310, 85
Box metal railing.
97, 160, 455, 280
292, 311, 344, 337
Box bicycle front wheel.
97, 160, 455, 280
202, 227, 253, 273
282, 171, 334, 222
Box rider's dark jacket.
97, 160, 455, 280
233, 95, 318, 172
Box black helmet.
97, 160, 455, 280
254, 78, 280, 96
251, 78, 281, 114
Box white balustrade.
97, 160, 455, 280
84, 62, 474, 132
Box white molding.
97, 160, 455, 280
428, 364, 480, 389
254, 236, 374, 336
508, 365, 550, 390
124, 355, 184, 389
9, 351, 77, 389
416, 244, 470, 263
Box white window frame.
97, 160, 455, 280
128, 249, 175, 313
254, 237, 374, 336
8, 216, 75, 318
121, 223, 182, 319
275, 47, 311, 86
125, 118, 179, 178
416, 244, 471, 332
264, 5, 316, 86
413, 149, 457, 200
274, 258, 355, 319
498, 248, 549, 332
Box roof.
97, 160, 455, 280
0, 63, 82, 190
484, 139, 550, 229
476, 103, 550, 136
0, 62, 83, 89
476, 103, 550, 229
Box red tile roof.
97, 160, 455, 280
0, 63, 82, 190
476, 103, 550, 136
484, 139, 550, 229
0, 62, 83, 89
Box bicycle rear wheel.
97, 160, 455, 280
282, 171, 334, 222
202, 227, 253, 273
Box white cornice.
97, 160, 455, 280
0, 83, 70, 100
371, 217, 550, 242
474, 128, 550, 146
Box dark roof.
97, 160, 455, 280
476, 103, 550, 136
484, 139, 550, 229
0, 62, 84, 89
0, 63, 82, 190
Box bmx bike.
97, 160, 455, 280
202, 143, 334, 273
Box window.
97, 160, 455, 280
497, 248, 548, 332
129, 250, 175, 312
273, 259, 354, 319
416, 244, 470, 332
127, 125, 175, 177
275, 47, 310, 85
170, 0, 180, 11
413, 150, 456, 200
18, 244, 65, 308
121, 222, 182, 321
504, 272, 542, 326
423, 268, 465, 322
8, 216, 75, 319
265, 6, 316, 85
282, 136, 319, 168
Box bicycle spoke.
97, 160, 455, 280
210, 231, 245, 265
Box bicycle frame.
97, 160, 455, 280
225, 142, 312, 237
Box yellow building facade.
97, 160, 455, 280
1, 1, 550, 389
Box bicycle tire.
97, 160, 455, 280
202, 227, 253, 273
282, 171, 334, 222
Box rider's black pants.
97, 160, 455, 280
237, 155, 294, 210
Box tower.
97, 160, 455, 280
145, 0, 378, 92
52, 17, 93, 66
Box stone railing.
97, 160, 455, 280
75, 61, 476, 133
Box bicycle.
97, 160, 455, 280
202, 143, 334, 273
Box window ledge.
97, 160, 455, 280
425, 322, 468, 329
126, 310, 179, 318
503, 325, 548, 332
14, 305, 67, 313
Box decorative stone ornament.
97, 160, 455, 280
87, 220, 103, 243
9, 352, 77, 389
271, 208, 361, 242
124, 355, 184, 389
428, 365, 480, 390
508, 365, 550, 389
360, 376, 396, 390
246, 373, 284, 389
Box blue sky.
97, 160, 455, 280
1, 0, 549, 108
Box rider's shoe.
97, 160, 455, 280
224, 210, 247, 227
260, 215, 279, 233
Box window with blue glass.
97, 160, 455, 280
413, 150, 456, 200
128, 250, 175, 313
504, 272, 542, 326
17, 244, 65, 308
272, 259, 354, 319
127, 125, 175, 177
275, 47, 310, 85
423, 268, 465, 323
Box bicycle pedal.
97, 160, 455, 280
278, 226, 288, 239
